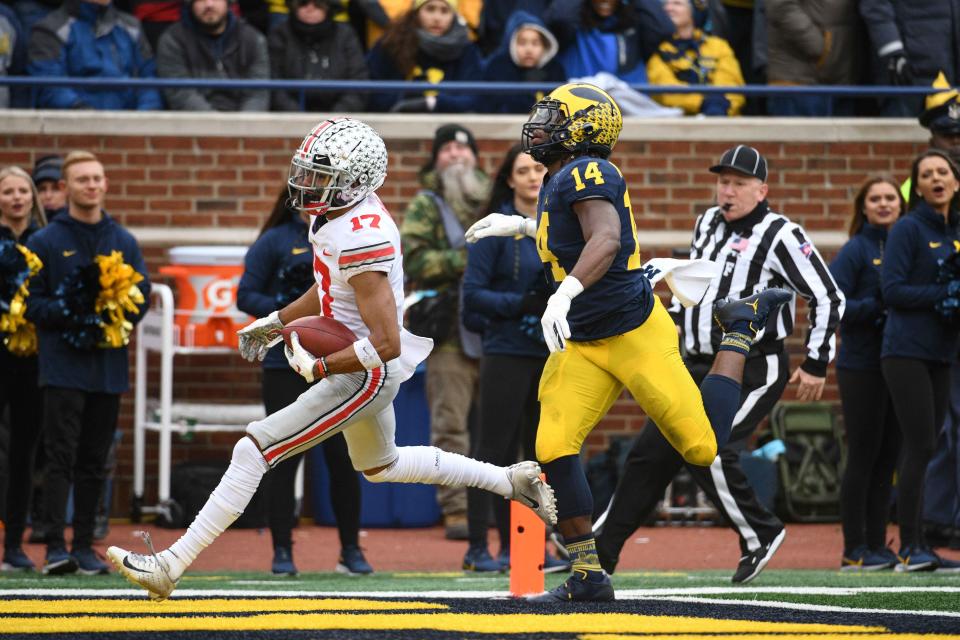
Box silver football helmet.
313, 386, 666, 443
288, 118, 388, 215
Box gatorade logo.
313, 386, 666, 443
204, 278, 237, 314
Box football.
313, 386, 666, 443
282, 316, 357, 357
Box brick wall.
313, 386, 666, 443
1, 112, 928, 517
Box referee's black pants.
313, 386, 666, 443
596, 350, 789, 573
261, 368, 361, 551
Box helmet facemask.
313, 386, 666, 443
287, 151, 364, 216
521, 98, 571, 164
522, 98, 603, 164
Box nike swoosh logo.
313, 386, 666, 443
291, 247, 309, 255
62, 250, 77, 257
930, 242, 942, 249
520, 492, 539, 509
122, 556, 151, 574
322, 249, 333, 257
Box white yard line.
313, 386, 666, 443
650, 595, 960, 618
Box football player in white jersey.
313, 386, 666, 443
107, 118, 557, 601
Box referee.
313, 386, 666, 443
595, 145, 845, 583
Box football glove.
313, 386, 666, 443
237, 310, 283, 362
284, 331, 322, 382
465, 213, 536, 243
541, 276, 583, 353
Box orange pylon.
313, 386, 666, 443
509, 497, 546, 596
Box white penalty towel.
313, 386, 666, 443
642, 258, 721, 308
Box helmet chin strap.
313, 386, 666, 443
290, 191, 330, 216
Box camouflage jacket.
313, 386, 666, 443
400, 169, 489, 289
401, 168, 489, 350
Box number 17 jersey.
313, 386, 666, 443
307, 193, 405, 339
536, 156, 654, 341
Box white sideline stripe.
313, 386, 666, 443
3, 586, 960, 598
654, 595, 960, 619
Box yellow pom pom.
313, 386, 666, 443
94, 250, 146, 348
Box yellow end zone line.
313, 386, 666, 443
0, 612, 883, 634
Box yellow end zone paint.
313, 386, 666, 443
0, 598, 446, 614
0, 606, 884, 635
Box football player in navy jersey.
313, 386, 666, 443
467, 82, 792, 602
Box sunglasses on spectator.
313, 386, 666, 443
293, 0, 330, 8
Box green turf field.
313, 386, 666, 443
2, 570, 958, 638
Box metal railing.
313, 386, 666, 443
0, 76, 943, 113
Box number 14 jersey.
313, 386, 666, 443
536, 156, 654, 341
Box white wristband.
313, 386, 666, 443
556, 275, 584, 300
353, 337, 384, 370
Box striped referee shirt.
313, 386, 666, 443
676, 201, 845, 376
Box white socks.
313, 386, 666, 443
366, 445, 512, 497
165, 437, 269, 579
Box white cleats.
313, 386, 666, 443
507, 461, 558, 526
107, 543, 180, 602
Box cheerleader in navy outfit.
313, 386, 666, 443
830, 176, 903, 571
881, 150, 960, 572
0, 166, 45, 571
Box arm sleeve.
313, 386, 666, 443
339, 216, 398, 280
555, 158, 623, 207
239, 30, 270, 112
766, 0, 825, 60
27, 24, 82, 109
237, 234, 283, 318
156, 31, 214, 111
770, 225, 845, 375
882, 222, 949, 309
858, 0, 903, 57
463, 239, 523, 320
828, 241, 881, 324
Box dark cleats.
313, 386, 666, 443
526, 572, 615, 603
713, 287, 793, 337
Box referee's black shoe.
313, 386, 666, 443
714, 288, 792, 338
732, 528, 786, 584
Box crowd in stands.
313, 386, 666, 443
1, 0, 958, 116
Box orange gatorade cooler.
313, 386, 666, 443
159, 246, 250, 348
